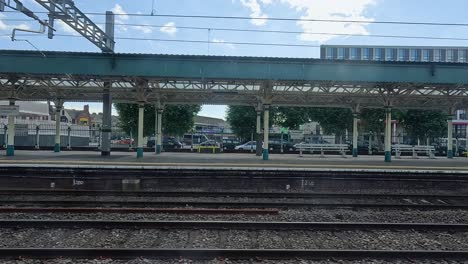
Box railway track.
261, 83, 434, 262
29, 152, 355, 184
1, 199, 468, 210
2, 189, 468, 199
1, 248, 468, 260
1, 220, 468, 261
2, 219, 468, 231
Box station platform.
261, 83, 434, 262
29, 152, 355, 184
0, 150, 468, 173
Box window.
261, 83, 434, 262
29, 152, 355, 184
362, 48, 370, 60
433, 49, 441, 62
386, 48, 395, 61
374, 48, 382, 60
398, 49, 406, 61
337, 48, 345, 59
446, 49, 454, 62
422, 49, 429, 62
410, 49, 420, 61
350, 48, 359, 60
326, 47, 334, 59
459, 49, 466, 63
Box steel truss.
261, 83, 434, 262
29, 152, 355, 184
1, 75, 468, 109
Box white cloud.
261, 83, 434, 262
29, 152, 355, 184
57, 20, 79, 35
240, 0, 268, 26
134, 25, 152, 34
237, 0, 376, 42
160, 22, 177, 36
0, 14, 31, 33
212, 38, 236, 49
111, 4, 129, 22
111, 4, 129, 31
279, 0, 376, 43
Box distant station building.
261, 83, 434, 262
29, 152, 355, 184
0, 101, 50, 122
194, 116, 232, 134
320, 45, 468, 146
320, 45, 468, 63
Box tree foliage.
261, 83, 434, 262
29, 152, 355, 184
227, 105, 449, 146
359, 108, 386, 135
226, 106, 258, 140
396, 109, 447, 143
115, 103, 200, 138
276, 107, 311, 130
226, 106, 311, 139
307, 108, 353, 136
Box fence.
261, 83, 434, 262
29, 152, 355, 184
0, 119, 134, 149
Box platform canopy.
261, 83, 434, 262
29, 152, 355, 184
1, 50, 468, 109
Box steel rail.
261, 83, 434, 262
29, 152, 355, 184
0, 207, 278, 214
1, 189, 468, 200
1, 200, 467, 209
2, 219, 468, 231
0, 248, 467, 260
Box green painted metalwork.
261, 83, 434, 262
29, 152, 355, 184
6, 145, 14, 157
2, 50, 468, 84
385, 151, 392, 162
137, 148, 144, 158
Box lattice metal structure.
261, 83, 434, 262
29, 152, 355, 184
34, 0, 114, 52
1, 50, 468, 110
1, 75, 468, 110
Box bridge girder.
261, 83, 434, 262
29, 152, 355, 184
1, 75, 467, 110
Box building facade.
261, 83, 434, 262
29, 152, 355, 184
320, 45, 468, 147
320, 45, 468, 63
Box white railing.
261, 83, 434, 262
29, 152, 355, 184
392, 144, 436, 159
295, 143, 349, 158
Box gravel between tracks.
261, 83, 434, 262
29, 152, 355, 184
1, 228, 467, 250
1, 258, 466, 264
0, 195, 462, 205
3, 208, 468, 223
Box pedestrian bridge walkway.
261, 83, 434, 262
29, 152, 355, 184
0, 150, 467, 173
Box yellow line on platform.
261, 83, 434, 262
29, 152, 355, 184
0, 159, 468, 170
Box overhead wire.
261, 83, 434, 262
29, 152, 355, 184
4, 10, 468, 27
4, 19, 468, 42
10, 33, 322, 48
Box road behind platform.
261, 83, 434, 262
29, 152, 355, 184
0, 150, 468, 172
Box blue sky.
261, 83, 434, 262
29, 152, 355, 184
2, 0, 468, 118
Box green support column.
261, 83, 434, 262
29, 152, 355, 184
137, 103, 144, 158
384, 107, 392, 162
447, 114, 454, 159
101, 84, 112, 156
54, 104, 62, 153
6, 100, 15, 156
262, 104, 270, 160
352, 112, 359, 158
156, 108, 163, 154
256, 109, 262, 156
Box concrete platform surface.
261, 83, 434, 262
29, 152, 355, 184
0, 150, 468, 172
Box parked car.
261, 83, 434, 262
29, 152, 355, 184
147, 137, 182, 149
199, 140, 220, 147
182, 134, 209, 145
117, 138, 134, 145
235, 141, 257, 151
269, 140, 295, 152
222, 138, 241, 150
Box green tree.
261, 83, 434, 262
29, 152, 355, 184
396, 109, 447, 144
226, 106, 309, 139
115, 103, 200, 139
307, 108, 353, 137
276, 107, 310, 130
359, 108, 386, 135
226, 106, 259, 140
